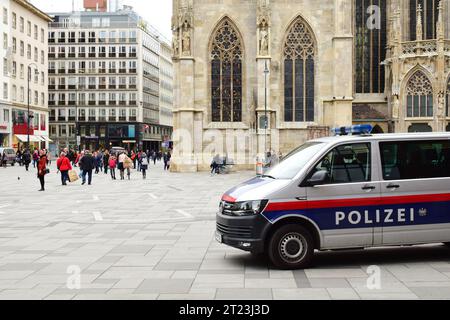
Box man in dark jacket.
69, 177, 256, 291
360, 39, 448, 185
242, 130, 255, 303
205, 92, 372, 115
22, 149, 31, 171
79, 150, 95, 185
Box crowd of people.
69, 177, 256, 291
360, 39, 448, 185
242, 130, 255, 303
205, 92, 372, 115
12, 147, 172, 192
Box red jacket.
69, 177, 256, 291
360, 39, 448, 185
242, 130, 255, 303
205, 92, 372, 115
37, 156, 47, 176
57, 156, 72, 171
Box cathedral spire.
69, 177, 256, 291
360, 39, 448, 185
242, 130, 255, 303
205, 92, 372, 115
416, 3, 423, 41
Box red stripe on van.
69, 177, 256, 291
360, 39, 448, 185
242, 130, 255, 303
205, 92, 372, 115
222, 194, 237, 203
265, 193, 450, 212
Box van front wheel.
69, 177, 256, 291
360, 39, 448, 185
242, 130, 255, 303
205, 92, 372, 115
268, 224, 314, 269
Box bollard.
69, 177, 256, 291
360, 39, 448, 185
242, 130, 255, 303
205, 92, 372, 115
256, 157, 263, 176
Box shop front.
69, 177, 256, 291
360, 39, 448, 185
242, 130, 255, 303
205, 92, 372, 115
79, 123, 139, 152
0, 124, 11, 147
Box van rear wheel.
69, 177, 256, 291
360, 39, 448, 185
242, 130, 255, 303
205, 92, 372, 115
268, 224, 314, 269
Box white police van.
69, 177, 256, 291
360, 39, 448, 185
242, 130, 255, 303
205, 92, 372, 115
216, 125, 450, 269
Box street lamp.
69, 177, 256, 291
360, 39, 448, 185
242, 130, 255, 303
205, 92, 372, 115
263, 60, 270, 155
74, 79, 81, 152
27, 63, 39, 151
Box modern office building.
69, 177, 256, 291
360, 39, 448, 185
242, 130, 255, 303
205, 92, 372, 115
159, 41, 174, 150
0, 0, 51, 149
48, 6, 173, 153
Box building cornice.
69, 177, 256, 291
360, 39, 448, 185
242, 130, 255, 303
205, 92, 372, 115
12, 0, 53, 22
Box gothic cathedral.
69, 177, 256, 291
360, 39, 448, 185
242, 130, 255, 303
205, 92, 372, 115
171, 0, 450, 172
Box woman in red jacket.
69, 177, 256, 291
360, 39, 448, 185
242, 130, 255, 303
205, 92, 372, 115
56, 152, 72, 186
37, 149, 48, 191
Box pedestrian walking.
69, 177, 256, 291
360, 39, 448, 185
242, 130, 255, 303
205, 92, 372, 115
103, 150, 110, 174
79, 150, 95, 185
56, 152, 72, 186
32, 149, 39, 168
1, 151, 7, 168
152, 151, 157, 165
109, 156, 117, 180
118, 152, 126, 180
131, 151, 137, 169
141, 153, 149, 179
23, 149, 31, 171
37, 149, 48, 191
163, 151, 171, 171
77, 151, 85, 178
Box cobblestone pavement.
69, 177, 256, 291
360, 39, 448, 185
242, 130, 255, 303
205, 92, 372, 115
1, 162, 450, 300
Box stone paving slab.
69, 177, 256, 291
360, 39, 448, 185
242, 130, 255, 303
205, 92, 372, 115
1, 162, 450, 299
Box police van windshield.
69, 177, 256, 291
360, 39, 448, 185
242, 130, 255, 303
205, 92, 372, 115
265, 142, 325, 179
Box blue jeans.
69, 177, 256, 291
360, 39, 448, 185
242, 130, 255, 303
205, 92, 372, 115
61, 170, 69, 185
82, 169, 93, 185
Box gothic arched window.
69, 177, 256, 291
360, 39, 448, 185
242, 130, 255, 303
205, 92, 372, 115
406, 70, 433, 117
210, 19, 243, 122
410, 0, 439, 40
355, 0, 387, 93
283, 17, 315, 122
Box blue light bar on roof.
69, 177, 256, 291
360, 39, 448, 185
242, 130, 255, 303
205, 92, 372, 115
332, 124, 373, 136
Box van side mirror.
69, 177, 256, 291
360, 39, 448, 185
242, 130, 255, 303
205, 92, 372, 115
307, 170, 330, 187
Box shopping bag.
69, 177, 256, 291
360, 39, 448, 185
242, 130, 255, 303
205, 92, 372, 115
69, 170, 79, 183
123, 157, 134, 169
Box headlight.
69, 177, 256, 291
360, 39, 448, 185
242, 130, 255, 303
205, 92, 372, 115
220, 200, 268, 216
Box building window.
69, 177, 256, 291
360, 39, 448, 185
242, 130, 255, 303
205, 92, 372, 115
406, 70, 433, 118
210, 18, 243, 122
283, 17, 315, 122
12, 13, 16, 29
19, 17, 23, 32
27, 21, 31, 36
3, 83, 7, 99
355, 0, 387, 94
3, 8, 7, 25
410, 0, 439, 40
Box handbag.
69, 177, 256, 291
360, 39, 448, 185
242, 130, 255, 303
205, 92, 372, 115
45, 168, 50, 174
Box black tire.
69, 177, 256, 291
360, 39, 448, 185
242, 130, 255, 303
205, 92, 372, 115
268, 224, 314, 269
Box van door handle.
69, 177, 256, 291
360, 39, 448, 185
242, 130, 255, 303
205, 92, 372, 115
296, 197, 307, 201
386, 184, 400, 190
362, 185, 376, 191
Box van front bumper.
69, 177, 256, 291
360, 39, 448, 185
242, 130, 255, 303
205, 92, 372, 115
215, 212, 271, 254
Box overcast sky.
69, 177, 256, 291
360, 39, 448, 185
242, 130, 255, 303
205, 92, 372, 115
29, 0, 173, 39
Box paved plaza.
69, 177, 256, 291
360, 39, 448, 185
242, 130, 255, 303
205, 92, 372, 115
0, 162, 450, 300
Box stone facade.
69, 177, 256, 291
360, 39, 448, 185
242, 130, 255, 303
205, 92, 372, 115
171, 0, 450, 172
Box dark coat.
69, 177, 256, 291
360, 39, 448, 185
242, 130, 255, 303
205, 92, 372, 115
79, 154, 95, 171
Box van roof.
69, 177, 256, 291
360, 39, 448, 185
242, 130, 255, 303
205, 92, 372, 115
311, 132, 450, 144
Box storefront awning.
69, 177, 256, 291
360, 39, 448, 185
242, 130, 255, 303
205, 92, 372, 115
15, 134, 43, 142
40, 136, 53, 142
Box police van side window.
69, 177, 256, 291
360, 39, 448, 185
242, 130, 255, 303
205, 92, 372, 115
311, 143, 371, 184
380, 140, 450, 180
